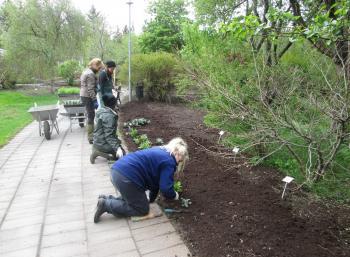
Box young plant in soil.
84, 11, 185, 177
129, 128, 138, 139
124, 118, 150, 128
62, 99, 83, 106
174, 181, 183, 193
155, 138, 164, 145
127, 127, 152, 150
137, 134, 152, 149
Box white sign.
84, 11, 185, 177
281, 176, 294, 199
282, 176, 294, 183
232, 147, 240, 154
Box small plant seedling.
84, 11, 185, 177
125, 118, 151, 128
62, 99, 82, 106
57, 87, 80, 95
138, 140, 152, 149
181, 198, 192, 208
139, 134, 149, 142
155, 138, 164, 145
129, 128, 138, 139
174, 181, 182, 193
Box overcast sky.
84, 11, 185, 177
71, 0, 151, 34
0, 0, 150, 34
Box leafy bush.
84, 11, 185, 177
57, 60, 82, 86
57, 87, 80, 95
179, 25, 350, 201
118, 52, 182, 101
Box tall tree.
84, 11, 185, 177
1, 0, 88, 82
86, 5, 114, 61
139, 0, 189, 53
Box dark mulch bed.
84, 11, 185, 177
119, 101, 350, 257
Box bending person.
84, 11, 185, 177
90, 95, 124, 164
94, 137, 189, 223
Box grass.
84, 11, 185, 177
0, 90, 58, 147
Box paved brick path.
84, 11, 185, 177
0, 114, 191, 257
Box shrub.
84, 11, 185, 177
57, 60, 82, 86
118, 52, 182, 101
179, 25, 350, 201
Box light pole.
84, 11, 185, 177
126, 1, 133, 102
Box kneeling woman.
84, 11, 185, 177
94, 137, 189, 223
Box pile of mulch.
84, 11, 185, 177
119, 101, 350, 257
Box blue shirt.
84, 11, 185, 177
112, 147, 177, 199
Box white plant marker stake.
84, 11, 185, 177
281, 176, 294, 199
232, 147, 240, 162
34, 102, 37, 107
218, 130, 225, 143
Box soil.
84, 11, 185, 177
119, 101, 350, 257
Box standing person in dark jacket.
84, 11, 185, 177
98, 60, 116, 99
90, 95, 124, 164
80, 58, 104, 144
94, 138, 189, 223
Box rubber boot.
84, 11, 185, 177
87, 124, 94, 144
90, 146, 113, 164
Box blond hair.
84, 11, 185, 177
162, 137, 189, 173
88, 58, 104, 70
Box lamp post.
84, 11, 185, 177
126, 1, 133, 102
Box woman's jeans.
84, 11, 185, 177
105, 170, 149, 217
80, 96, 95, 125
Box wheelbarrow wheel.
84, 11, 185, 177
78, 113, 85, 128
43, 120, 51, 140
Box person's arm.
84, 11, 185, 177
86, 74, 97, 100
149, 188, 159, 203
98, 71, 107, 96
159, 164, 177, 200
102, 114, 121, 152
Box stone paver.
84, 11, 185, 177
0, 107, 191, 257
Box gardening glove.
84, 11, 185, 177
92, 99, 98, 109
116, 146, 125, 159
174, 191, 179, 200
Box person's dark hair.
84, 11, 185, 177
102, 95, 116, 109
105, 60, 116, 68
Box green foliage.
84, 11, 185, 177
124, 118, 151, 128
1, 0, 89, 81
57, 87, 80, 95
0, 90, 57, 147
139, 0, 189, 53
62, 99, 82, 106
118, 52, 181, 101
174, 181, 183, 193
180, 23, 350, 201
194, 0, 239, 26
129, 128, 138, 139
127, 127, 152, 150
138, 138, 152, 150
57, 60, 81, 86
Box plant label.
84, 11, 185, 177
232, 147, 240, 154
282, 176, 294, 183
281, 176, 294, 199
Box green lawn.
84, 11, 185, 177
0, 90, 58, 147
